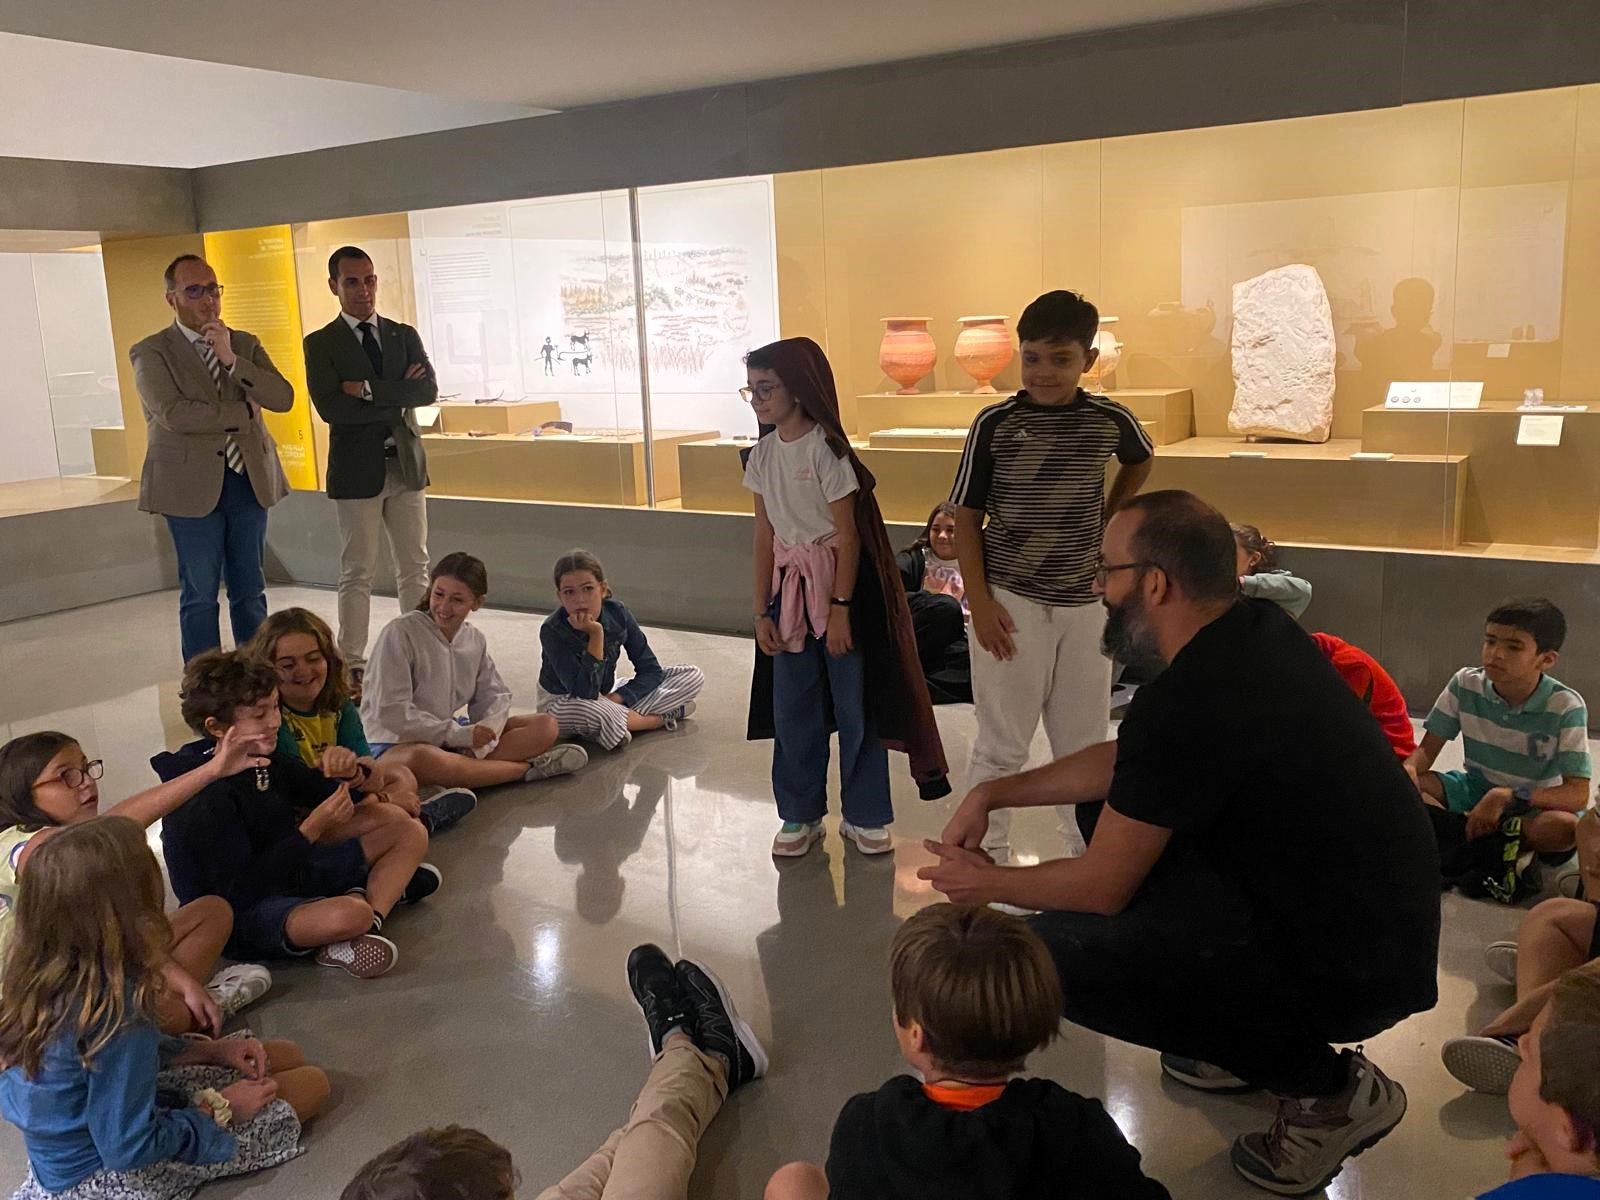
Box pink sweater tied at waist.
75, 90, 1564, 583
771, 533, 837, 653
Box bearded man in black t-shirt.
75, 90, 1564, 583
922, 490, 1440, 1197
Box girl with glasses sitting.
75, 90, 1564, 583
0, 729, 276, 1034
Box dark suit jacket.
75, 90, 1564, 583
132, 324, 294, 518
304, 314, 436, 500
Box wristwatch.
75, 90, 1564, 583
830, 596, 852, 607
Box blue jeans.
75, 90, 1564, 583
771, 635, 892, 827
164, 468, 269, 663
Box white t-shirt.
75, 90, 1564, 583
742, 425, 859, 545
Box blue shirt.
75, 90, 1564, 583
0, 1019, 236, 1190
538, 598, 663, 708
1480, 1175, 1600, 1200
1423, 668, 1592, 790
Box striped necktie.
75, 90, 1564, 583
196, 337, 245, 476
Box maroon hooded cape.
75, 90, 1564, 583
742, 337, 951, 801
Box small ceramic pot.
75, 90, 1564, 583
1082, 317, 1123, 388
953, 315, 1014, 394
879, 318, 937, 395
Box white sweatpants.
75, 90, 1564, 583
538, 665, 704, 750
967, 588, 1111, 854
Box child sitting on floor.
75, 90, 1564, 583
0, 817, 329, 1200
1405, 598, 1589, 866
156, 649, 440, 980
1233, 523, 1312, 619
1474, 960, 1600, 1198
0, 726, 273, 1029
251, 608, 476, 836
1310, 632, 1416, 760
766, 903, 1169, 1200
363, 552, 588, 790
341, 944, 765, 1200
537, 549, 703, 750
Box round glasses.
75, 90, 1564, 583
738, 383, 782, 405
34, 760, 105, 790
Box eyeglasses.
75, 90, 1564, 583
1093, 560, 1152, 587
176, 283, 224, 300
33, 760, 104, 790
738, 383, 781, 405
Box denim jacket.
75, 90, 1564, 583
538, 598, 663, 707
0, 1021, 236, 1190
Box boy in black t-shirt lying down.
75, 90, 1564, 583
764, 903, 1169, 1200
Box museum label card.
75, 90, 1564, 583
1516, 414, 1564, 446
1384, 381, 1485, 409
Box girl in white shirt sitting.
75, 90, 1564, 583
361, 552, 588, 789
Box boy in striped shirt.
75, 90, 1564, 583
1405, 598, 1591, 856
950, 291, 1153, 859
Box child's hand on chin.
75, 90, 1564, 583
1505, 1130, 1550, 1179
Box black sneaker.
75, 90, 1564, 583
401, 863, 442, 905
627, 943, 697, 1058
419, 787, 477, 835
676, 958, 768, 1091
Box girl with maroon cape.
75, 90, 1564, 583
740, 338, 949, 858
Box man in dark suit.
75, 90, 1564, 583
133, 254, 294, 663
303, 246, 437, 682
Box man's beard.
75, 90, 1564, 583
1100, 594, 1168, 678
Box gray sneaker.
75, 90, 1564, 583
1230, 1049, 1406, 1195
1483, 940, 1518, 985
1161, 1053, 1255, 1093
524, 743, 589, 781
662, 701, 696, 731
204, 963, 272, 1020
1441, 1035, 1520, 1094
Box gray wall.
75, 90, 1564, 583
190, 0, 1600, 231
0, 500, 177, 624
0, 158, 193, 236
264, 491, 1600, 725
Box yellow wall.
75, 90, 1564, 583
101, 233, 206, 481
776, 86, 1600, 445
202, 226, 319, 489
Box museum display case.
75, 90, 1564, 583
19, 84, 1597, 556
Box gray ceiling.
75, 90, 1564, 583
0, 0, 1292, 109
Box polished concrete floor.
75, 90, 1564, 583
0, 585, 1557, 1200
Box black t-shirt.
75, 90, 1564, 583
1108, 599, 1439, 1019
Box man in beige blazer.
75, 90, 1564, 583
133, 254, 294, 663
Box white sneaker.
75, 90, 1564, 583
1161, 1053, 1254, 1092
1483, 940, 1518, 985
525, 743, 589, 781
771, 820, 824, 857
839, 821, 893, 855
1442, 1035, 1520, 1094
662, 701, 696, 731
204, 963, 272, 1020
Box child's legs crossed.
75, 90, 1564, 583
383, 742, 527, 789
259, 1041, 330, 1121
354, 810, 429, 915
629, 666, 705, 717
771, 641, 830, 824
544, 696, 632, 750
822, 647, 891, 828
1523, 808, 1579, 854
282, 895, 378, 952
158, 896, 234, 1033
490, 713, 560, 762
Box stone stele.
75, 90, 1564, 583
1227, 264, 1336, 443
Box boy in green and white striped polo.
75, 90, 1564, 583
1405, 598, 1591, 855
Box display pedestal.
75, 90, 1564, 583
1146, 437, 1466, 548
424, 428, 715, 506
91, 426, 129, 478
436, 400, 564, 436
1361, 403, 1600, 549
678, 440, 756, 514
851, 388, 1192, 444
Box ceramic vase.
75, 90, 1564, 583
1083, 317, 1123, 388
878, 317, 937, 395
953, 315, 1014, 394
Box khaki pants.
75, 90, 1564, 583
335, 461, 429, 668
535, 1042, 728, 1200
967, 588, 1111, 854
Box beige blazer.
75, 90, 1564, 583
132, 324, 295, 518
